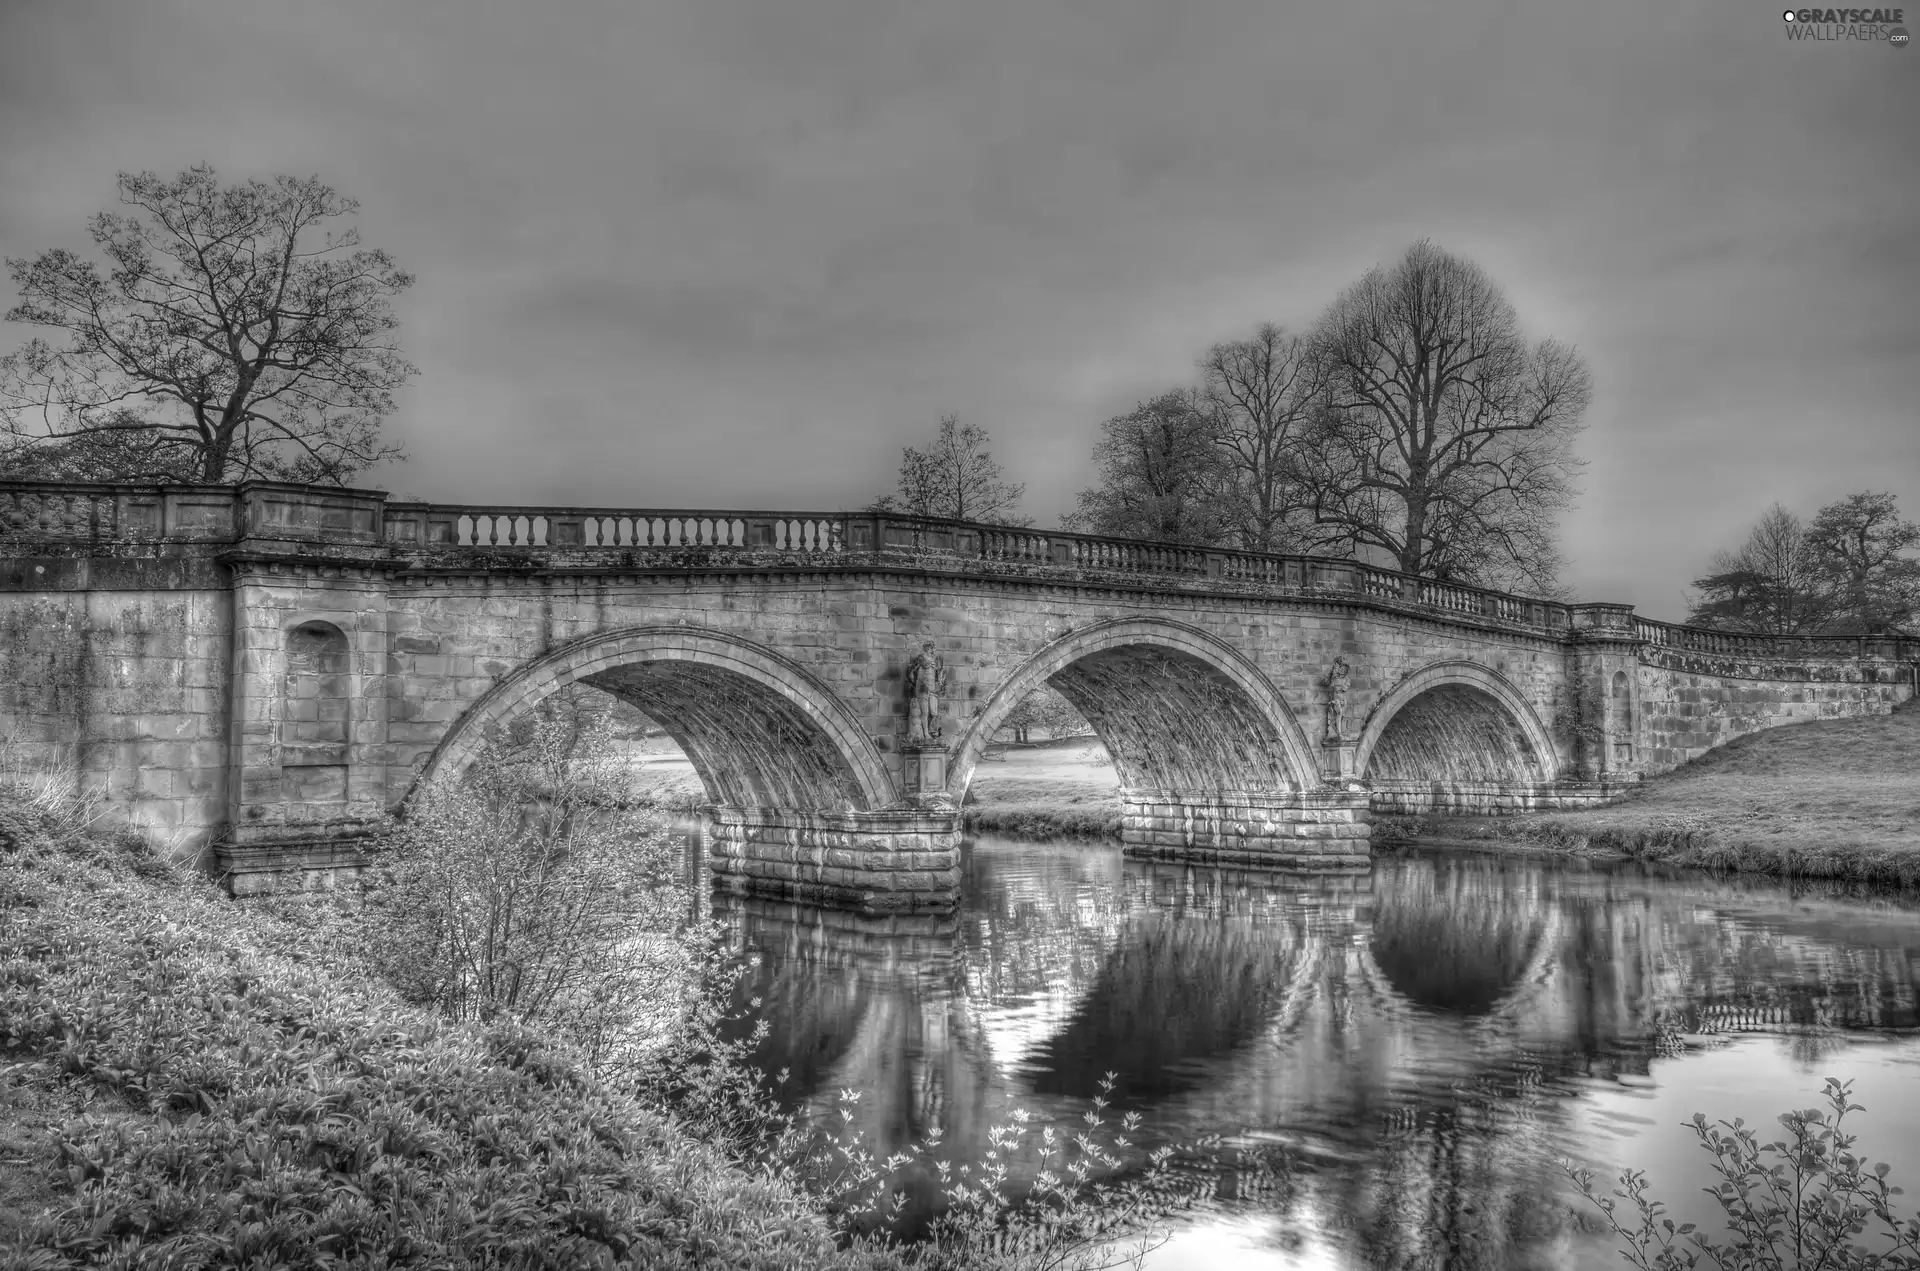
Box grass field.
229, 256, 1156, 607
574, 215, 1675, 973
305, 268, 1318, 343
961, 737, 1122, 839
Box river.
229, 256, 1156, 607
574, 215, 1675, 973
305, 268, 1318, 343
706, 834, 1920, 1269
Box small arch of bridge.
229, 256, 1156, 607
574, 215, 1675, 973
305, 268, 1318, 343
415, 625, 895, 812
1353, 659, 1559, 785
948, 617, 1321, 800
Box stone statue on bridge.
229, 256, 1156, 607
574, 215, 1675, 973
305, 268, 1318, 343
905, 640, 947, 744
1324, 656, 1352, 741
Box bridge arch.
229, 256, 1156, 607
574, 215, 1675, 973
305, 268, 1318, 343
948, 618, 1321, 799
416, 626, 895, 812
1365, 857, 1562, 1019
1353, 659, 1558, 785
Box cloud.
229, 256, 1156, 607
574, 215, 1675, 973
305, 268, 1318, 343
1, 0, 1913, 615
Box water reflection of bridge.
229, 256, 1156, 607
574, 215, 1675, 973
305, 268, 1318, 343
718, 843, 1920, 1264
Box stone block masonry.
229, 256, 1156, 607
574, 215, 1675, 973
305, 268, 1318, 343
706, 806, 961, 913
1121, 790, 1374, 869
1, 480, 1913, 912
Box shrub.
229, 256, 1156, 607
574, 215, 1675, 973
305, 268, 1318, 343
0, 798, 890, 1271
351, 702, 698, 1073
1568, 1078, 1920, 1270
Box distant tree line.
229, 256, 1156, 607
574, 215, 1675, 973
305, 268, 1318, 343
1687, 492, 1919, 637
995, 684, 1088, 745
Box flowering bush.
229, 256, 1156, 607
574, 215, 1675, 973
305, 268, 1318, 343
0, 793, 895, 1270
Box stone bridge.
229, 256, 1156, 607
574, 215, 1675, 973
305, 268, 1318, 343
1, 479, 1913, 909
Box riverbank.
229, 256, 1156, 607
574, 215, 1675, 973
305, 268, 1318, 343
1379, 699, 1920, 885
0, 799, 897, 1269
962, 737, 1121, 840
962, 706, 1920, 885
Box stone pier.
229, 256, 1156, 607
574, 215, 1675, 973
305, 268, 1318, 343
1120, 790, 1375, 869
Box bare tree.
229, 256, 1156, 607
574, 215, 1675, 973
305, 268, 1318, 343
1807, 491, 1920, 636
879, 414, 1029, 525
1302, 241, 1590, 594
1687, 504, 1832, 635
1, 164, 415, 484
1062, 389, 1235, 545
1200, 323, 1327, 553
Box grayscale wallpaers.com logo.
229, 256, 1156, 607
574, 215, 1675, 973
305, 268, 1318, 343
1782, 7, 1909, 43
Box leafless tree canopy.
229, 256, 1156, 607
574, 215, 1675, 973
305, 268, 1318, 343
1687, 504, 1830, 635
1687, 492, 1920, 637
997, 683, 1089, 745
1063, 390, 1234, 545
1302, 240, 1591, 595
880, 414, 1030, 525
1, 164, 415, 484
1200, 323, 1326, 553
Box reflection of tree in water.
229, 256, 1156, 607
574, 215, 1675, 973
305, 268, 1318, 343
1026, 911, 1312, 1100
959, 847, 1129, 1010
721, 955, 875, 1101
1336, 1069, 1573, 1271
716, 842, 1920, 1267
1370, 857, 1551, 1016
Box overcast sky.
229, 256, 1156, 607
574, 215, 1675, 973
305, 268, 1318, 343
2, 0, 1915, 618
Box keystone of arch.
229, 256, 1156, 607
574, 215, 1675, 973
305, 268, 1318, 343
946, 616, 1322, 797
415, 625, 897, 810
1351, 658, 1559, 783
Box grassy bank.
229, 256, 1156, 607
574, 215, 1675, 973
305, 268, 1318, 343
962, 739, 1122, 841
1379, 700, 1920, 886
958, 709, 1920, 887
961, 776, 1122, 840
0, 801, 897, 1270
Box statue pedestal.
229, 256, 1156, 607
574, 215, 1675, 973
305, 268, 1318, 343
902, 742, 949, 800
1321, 737, 1358, 782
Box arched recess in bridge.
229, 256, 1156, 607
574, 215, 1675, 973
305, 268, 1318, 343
415, 626, 895, 812
1352, 659, 1559, 786
947, 617, 1321, 800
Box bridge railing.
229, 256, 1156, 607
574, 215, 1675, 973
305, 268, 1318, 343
1633, 615, 1917, 662
380, 504, 846, 552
